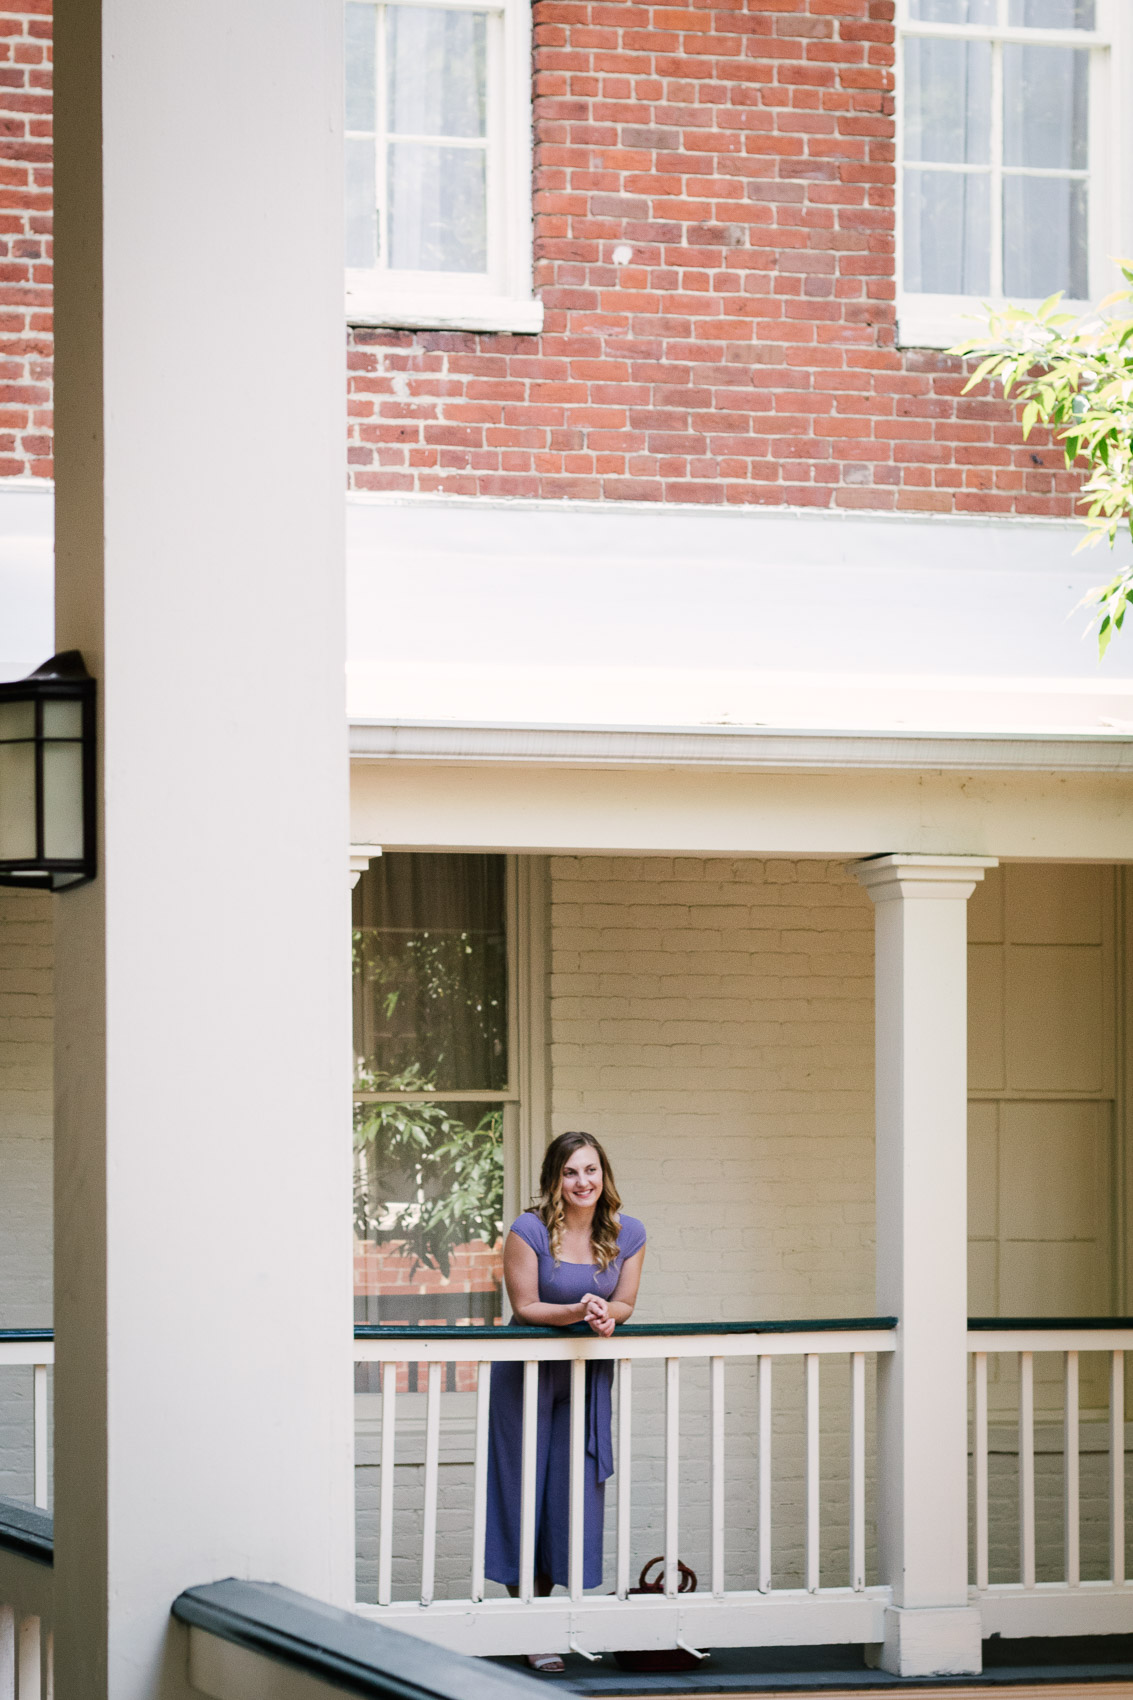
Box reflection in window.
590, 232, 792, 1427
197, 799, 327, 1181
352, 854, 508, 1348
353, 851, 506, 1092
901, 0, 1100, 303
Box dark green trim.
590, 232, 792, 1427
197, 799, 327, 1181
0, 1328, 53, 1342
968, 1317, 1133, 1331
172, 1580, 539, 1700
354, 1316, 899, 1341
0, 1496, 53, 1566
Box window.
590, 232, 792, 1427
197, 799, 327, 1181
897, 0, 1126, 348
344, 0, 541, 334
353, 853, 510, 1332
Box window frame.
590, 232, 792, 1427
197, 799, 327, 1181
351, 855, 549, 1325
344, 0, 542, 336
895, 0, 1130, 349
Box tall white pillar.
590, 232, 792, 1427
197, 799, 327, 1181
52, 3, 352, 1697
854, 854, 996, 1678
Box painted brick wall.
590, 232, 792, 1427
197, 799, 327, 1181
0, 0, 1083, 516
0, 2, 50, 481
549, 855, 877, 1321
347, 0, 1082, 514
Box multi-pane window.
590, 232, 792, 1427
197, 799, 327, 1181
344, 0, 540, 334
898, 1, 1121, 347
352, 853, 513, 1330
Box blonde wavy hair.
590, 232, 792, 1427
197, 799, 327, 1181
535, 1131, 623, 1272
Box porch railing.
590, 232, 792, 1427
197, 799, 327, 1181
0, 1496, 53, 1697
0, 1331, 52, 1510
967, 1320, 1133, 1639
354, 1317, 897, 1656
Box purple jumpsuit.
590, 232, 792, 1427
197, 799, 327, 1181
484, 1211, 647, 1590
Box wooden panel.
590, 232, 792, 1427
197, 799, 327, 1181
1004, 945, 1105, 1095
967, 1102, 999, 1241
995, 1102, 1111, 1319
1006, 863, 1103, 946
967, 1239, 998, 1316
968, 945, 1006, 1092
999, 1102, 1109, 1244
999, 1241, 1107, 1318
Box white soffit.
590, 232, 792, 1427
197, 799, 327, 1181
347, 494, 1133, 753
0, 483, 53, 680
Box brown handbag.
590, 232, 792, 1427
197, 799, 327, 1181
611, 1557, 705, 1672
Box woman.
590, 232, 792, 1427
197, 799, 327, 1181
485, 1131, 646, 1673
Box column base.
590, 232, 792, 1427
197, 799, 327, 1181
865, 1606, 982, 1677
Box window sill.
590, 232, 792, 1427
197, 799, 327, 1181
897, 293, 1093, 352
346, 292, 544, 336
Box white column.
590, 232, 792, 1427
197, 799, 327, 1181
854, 854, 996, 1678
52, 3, 351, 1697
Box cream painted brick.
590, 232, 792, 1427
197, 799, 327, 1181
550, 857, 876, 1328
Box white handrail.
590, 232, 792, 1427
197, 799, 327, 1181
354, 1326, 897, 1364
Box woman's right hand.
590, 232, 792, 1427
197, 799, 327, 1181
580, 1293, 615, 1336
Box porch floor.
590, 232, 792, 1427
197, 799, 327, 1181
492, 1638, 1133, 1696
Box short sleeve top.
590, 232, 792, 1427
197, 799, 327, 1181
508, 1211, 647, 1306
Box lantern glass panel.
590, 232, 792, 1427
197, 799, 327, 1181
42, 741, 84, 861
0, 701, 34, 741
42, 699, 83, 739
0, 741, 36, 858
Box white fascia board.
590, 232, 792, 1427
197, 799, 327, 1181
347, 491, 1133, 743
349, 717, 1133, 775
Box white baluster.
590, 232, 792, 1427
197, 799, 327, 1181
1064, 1350, 1079, 1589
16, 1618, 38, 1700
1, 1603, 14, 1700
569, 1356, 586, 1602
420, 1361, 442, 1606
700, 1353, 717, 1591
471, 1360, 491, 1603
1019, 1351, 1035, 1589
32, 1366, 47, 1511
850, 1352, 865, 1592
664, 1357, 679, 1597
805, 1354, 820, 1593
974, 1351, 989, 1591
616, 1359, 632, 1600
520, 1359, 539, 1603
378, 1361, 397, 1606
1111, 1349, 1125, 1587
757, 1354, 772, 1593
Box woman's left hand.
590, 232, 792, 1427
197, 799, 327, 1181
583, 1294, 615, 1337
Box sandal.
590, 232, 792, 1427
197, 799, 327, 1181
526, 1654, 566, 1673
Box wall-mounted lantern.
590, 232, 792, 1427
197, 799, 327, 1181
0, 651, 96, 890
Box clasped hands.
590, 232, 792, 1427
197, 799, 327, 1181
579, 1292, 615, 1337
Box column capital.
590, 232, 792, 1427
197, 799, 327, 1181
852, 853, 998, 904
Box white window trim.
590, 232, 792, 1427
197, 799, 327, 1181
345, 0, 542, 336
895, 0, 1131, 350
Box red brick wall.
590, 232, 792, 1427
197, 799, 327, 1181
0, 2, 50, 481
354, 1237, 503, 1312
0, 0, 1082, 517
347, 0, 1081, 517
